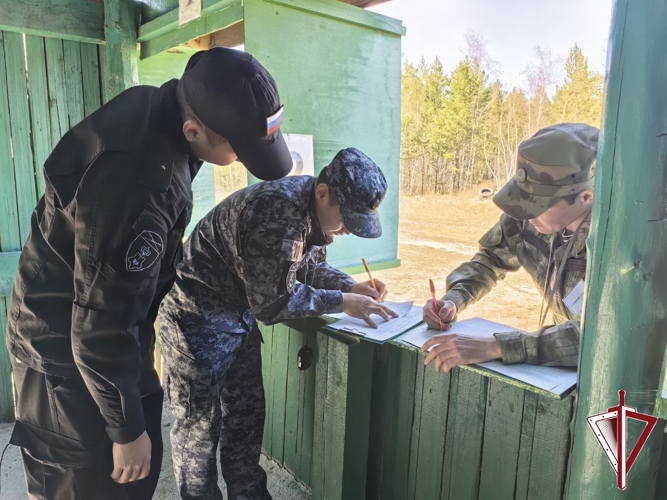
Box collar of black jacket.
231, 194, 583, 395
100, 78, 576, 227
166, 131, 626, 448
307, 182, 333, 247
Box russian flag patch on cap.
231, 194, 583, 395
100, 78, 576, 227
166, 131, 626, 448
266, 106, 284, 136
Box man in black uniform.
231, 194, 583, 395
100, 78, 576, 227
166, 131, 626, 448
5, 47, 292, 499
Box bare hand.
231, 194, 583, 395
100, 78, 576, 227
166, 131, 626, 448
422, 333, 502, 373
111, 431, 151, 484
351, 279, 388, 302
342, 293, 399, 328
423, 299, 457, 330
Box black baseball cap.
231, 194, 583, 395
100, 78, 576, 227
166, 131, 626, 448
324, 148, 388, 238
180, 47, 292, 180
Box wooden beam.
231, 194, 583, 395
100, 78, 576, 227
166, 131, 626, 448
265, 0, 406, 36
140, 1, 243, 59
137, 0, 239, 42
340, 0, 391, 7
0, 0, 104, 44
104, 0, 139, 99
567, 0, 667, 498
208, 20, 244, 48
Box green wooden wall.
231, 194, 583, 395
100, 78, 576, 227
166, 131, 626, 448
0, 32, 106, 420
244, 0, 404, 270
259, 320, 576, 500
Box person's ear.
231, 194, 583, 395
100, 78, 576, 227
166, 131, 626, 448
182, 119, 203, 143
315, 183, 329, 203
580, 189, 594, 207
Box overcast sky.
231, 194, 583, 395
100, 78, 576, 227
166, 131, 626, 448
369, 0, 614, 91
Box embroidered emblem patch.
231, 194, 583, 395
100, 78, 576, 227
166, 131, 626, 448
126, 230, 164, 272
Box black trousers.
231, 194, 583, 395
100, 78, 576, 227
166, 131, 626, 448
12, 362, 164, 500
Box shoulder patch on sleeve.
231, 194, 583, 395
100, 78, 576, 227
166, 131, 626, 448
126, 230, 164, 271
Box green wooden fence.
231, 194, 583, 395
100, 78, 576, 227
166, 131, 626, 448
0, 32, 107, 421
259, 319, 576, 499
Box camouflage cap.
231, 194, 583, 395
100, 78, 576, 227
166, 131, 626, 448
323, 148, 388, 238
493, 123, 599, 220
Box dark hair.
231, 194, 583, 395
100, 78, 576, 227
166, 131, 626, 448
316, 167, 339, 206
175, 80, 227, 147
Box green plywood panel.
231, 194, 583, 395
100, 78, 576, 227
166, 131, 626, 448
244, 0, 402, 268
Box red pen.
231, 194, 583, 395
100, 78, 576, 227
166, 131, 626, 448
429, 279, 443, 331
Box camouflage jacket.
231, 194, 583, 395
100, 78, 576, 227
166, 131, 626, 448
160, 176, 356, 342
444, 214, 589, 367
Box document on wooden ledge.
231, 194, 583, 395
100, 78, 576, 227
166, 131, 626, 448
400, 317, 577, 395
325, 301, 423, 343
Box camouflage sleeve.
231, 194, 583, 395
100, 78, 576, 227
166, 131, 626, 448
493, 320, 580, 367
443, 214, 522, 313
241, 198, 344, 325
300, 247, 357, 292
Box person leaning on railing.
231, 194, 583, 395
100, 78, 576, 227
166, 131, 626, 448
422, 123, 599, 373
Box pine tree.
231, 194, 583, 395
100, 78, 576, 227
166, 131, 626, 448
550, 44, 604, 126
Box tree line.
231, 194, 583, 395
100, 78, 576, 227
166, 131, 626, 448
400, 35, 604, 196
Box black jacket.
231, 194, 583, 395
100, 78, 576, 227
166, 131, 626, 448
6, 79, 201, 445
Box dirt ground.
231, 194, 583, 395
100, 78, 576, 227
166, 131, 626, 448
0, 403, 311, 500
349, 193, 544, 332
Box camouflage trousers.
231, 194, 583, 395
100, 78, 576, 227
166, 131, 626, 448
160, 326, 270, 500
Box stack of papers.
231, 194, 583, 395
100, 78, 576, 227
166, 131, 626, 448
400, 317, 577, 395
325, 301, 423, 343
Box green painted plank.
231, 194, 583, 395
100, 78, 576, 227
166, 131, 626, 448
260, 322, 274, 455
24, 35, 51, 198
104, 0, 139, 99
0, 0, 104, 44
140, 2, 243, 60
341, 341, 373, 498
323, 338, 349, 499
299, 331, 317, 485
266, 0, 406, 36
311, 331, 329, 499
527, 395, 573, 500
270, 323, 290, 464
62, 41, 85, 128
0, 297, 14, 421
284, 327, 304, 477
80, 42, 102, 117
44, 38, 70, 144
0, 32, 22, 253
441, 369, 488, 500
515, 392, 539, 500
0, 252, 21, 296
413, 364, 450, 500
365, 344, 392, 500
137, 0, 241, 42
4, 31, 37, 245
375, 346, 419, 500
478, 380, 525, 500
98, 45, 109, 104
407, 355, 426, 500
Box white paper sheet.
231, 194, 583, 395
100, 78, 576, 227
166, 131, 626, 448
327, 304, 423, 343
400, 316, 577, 395
326, 300, 414, 326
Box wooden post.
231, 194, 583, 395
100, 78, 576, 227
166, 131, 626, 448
104, 0, 138, 100
567, 0, 667, 497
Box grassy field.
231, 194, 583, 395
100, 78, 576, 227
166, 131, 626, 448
349, 193, 544, 332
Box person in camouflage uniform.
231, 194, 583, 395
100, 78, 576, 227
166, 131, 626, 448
158, 147, 396, 500
422, 123, 599, 371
